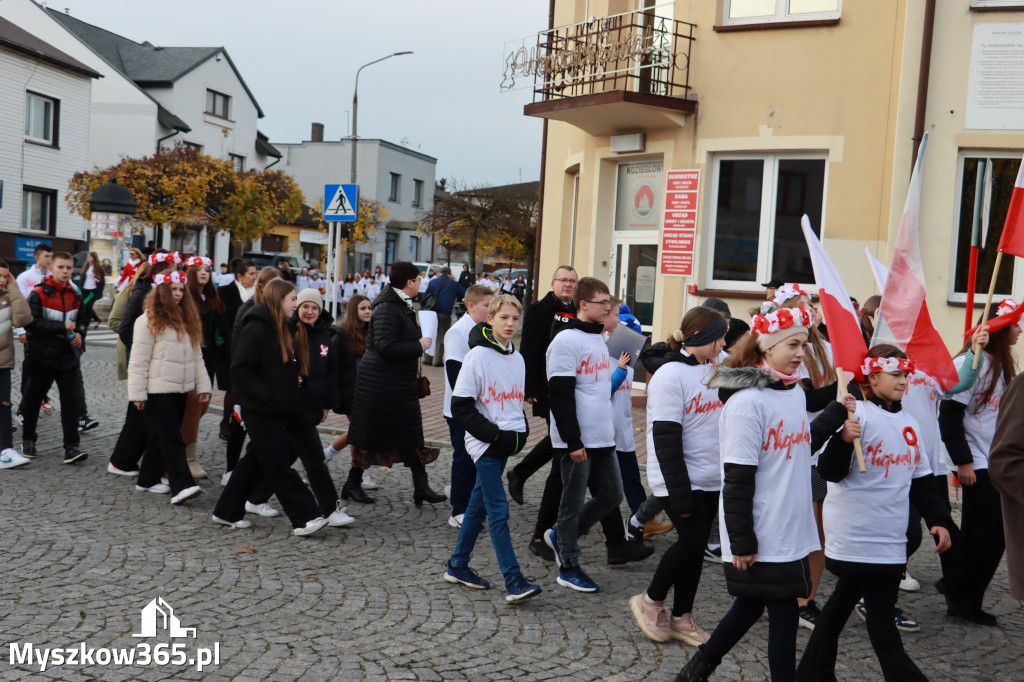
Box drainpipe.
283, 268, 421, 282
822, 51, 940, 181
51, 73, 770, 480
264, 157, 281, 170
156, 129, 181, 152
910, 0, 935, 170
531, 0, 556, 303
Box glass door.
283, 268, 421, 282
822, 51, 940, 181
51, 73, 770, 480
613, 241, 659, 329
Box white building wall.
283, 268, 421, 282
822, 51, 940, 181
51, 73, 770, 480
0, 46, 92, 242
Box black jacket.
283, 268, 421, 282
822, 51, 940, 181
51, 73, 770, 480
219, 281, 246, 349
330, 325, 365, 416
457, 270, 472, 289
118, 281, 152, 356
450, 323, 529, 458
347, 287, 425, 450
25, 276, 85, 371
520, 290, 575, 417
230, 304, 301, 415
294, 309, 338, 426
545, 311, 603, 453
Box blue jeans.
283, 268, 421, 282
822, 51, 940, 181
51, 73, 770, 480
555, 446, 623, 568
617, 450, 647, 514
447, 418, 477, 516
449, 456, 523, 590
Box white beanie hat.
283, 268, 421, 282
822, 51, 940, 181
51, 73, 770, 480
296, 288, 323, 309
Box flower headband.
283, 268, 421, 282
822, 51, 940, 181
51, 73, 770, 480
861, 356, 915, 375
750, 306, 813, 335
758, 300, 778, 316
998, 298, 1018, 317
152, 271, 187, 286
186, 256, 212, 268
149, 252, 182, 266
773, 283, 809, 306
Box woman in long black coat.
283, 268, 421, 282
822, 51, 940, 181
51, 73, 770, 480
347, 261, 446, 506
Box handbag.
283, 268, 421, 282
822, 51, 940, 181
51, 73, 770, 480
417, 358, 431, 399
723, 556, 812, 601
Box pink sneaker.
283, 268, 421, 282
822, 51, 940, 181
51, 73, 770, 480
629, 591, 670, 642
669, 613, 710, 646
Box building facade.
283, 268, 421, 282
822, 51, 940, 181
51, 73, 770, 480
511, 0, 1024, 352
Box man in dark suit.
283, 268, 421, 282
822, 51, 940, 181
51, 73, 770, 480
217, 258, 256, 439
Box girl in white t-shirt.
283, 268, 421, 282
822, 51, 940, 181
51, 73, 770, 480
797, 345, 952, 682
939, 300, 1021, 624
628, 307, 727, 647
676, 306, 854, 682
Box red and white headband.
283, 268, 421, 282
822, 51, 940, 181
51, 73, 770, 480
861, 356, 915, 375
773, 283, 809, 306
186, 256, 212, 268
998, 298, 1018, 317
149, 252, 182, 266
152, 271, 187, 286
751, 306, 814, 335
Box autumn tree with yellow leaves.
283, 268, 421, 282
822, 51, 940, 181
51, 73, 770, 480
66, 144, 304, 243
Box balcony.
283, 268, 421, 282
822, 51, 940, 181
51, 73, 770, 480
502, 8, 696, 136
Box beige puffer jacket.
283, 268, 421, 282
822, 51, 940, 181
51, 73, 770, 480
127, 312, 212, 402
0, 284, 32, 369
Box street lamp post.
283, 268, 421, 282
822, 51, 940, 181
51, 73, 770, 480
350, 51, 413, 185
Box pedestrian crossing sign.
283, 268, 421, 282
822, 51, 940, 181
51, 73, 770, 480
324, 184, 358, 222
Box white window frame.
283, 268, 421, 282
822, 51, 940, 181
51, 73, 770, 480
22, 188, 55, 234
412, 179, 423, 207
389, 173, 401, 203
722, 0, 841, 26
970, 0, 1024, 8
947, 150, 1024, 302
230, 154, 245, 172
205, 89, 230, 119
25, 92, 56, 145
704, 152, 829, 292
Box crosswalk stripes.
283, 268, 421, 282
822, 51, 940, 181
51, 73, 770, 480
85, 329, 119, 348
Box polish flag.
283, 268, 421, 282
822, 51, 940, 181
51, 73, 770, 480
997, 156, 1024, 258
872, 133, 958, 389
800, 216, 868, 379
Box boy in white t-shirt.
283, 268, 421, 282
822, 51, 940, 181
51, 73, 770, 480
444, 294, 541, 602
543, 277, 623, 593
442, 285, 493, 529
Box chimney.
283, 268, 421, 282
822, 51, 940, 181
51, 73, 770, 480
311, 122, 324, 142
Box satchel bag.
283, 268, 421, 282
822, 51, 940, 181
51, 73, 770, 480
723, 556, 812, 601
417, 358, 431, 399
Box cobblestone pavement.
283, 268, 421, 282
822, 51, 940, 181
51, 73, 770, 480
0, 340, 1019, 681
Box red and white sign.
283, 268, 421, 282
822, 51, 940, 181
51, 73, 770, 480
660, 170, 700, 276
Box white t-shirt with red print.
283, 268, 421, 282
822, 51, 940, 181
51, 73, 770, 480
950, 354, 1005, 470
645, 355, 722, 496
901, 372, 949, 476
718, 385, 820, 563
824, 401, 932, 564
546, 328, 615, 449
452, 343, 527, 461
612, 364, 636, 452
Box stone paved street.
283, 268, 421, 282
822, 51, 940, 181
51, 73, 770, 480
0, 339, 1020, 680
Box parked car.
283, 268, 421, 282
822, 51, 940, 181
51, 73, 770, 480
489, 267, 529, 281
242, 251, 312, 272
412, 261, 443, 276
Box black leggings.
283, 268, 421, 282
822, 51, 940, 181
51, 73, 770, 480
701, 595, 798, 682
796, 560, 926, 682
646, 490, 719, 616
951, 469, 1004, 612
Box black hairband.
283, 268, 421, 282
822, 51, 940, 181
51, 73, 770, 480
683, 316, 729, 347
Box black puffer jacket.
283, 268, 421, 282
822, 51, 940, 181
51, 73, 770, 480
118, 281, 152, 357
347, 287, 425, 450
293, 309, 338, 426
520, 290, 575, 417
231, 304, 300, 415
330, 325, 366, 416
25, 275, 85, 372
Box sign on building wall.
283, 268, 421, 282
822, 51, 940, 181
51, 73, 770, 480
660, 169, 700, 277
615, 161, 663, 231
966, 23, 1024, 130
15, 236, 51, 262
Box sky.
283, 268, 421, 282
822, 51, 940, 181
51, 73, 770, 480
52, 0, 550, 187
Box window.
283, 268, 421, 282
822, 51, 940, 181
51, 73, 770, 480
22, 188, 55, 234
205, 89, 230, 118
409, 235, 420, 260
723, 0, 841, 25
25, 93, 58, 145
707, 155, 827, 289
385, 232, 398, 266
230, 154, 245, 172
970, 0, 1024, 8
950, 154, 1021, 300
389, 173, 401, 202
184, 141, 203, 153
412, 179, 424, 207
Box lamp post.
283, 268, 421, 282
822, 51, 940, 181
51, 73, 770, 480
350, 51, 413, 185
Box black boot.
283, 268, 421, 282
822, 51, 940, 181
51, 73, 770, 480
675, 648, 716, 682
341, 467, 375, 504
411, 467, 446, 506
606, 539, 655, 565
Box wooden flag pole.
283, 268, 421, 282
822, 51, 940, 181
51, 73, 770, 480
973, 251, 1003, 370
835, 366, 867, 473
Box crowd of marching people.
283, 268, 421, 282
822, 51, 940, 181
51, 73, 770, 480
1, 244, 1020, 680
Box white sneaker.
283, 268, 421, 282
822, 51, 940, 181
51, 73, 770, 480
212, 515, 252, 529
293, 516, 328, 536
323, 446, 336, 462
327, 504, 355, 527
107, 462, 139, 476
221, 471, 232, 486
136, 483, 171, 494
899, 572, 921, 592
362, 472, 379, 490
448, 514, 464, 528
171, 485, 202, 505
0, 448, 30, 469
245, 501, 280, 517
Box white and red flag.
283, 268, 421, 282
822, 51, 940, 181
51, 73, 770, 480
800, 215, 868, 379
872, 133, 958, 389
996, 155, 1024, 258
